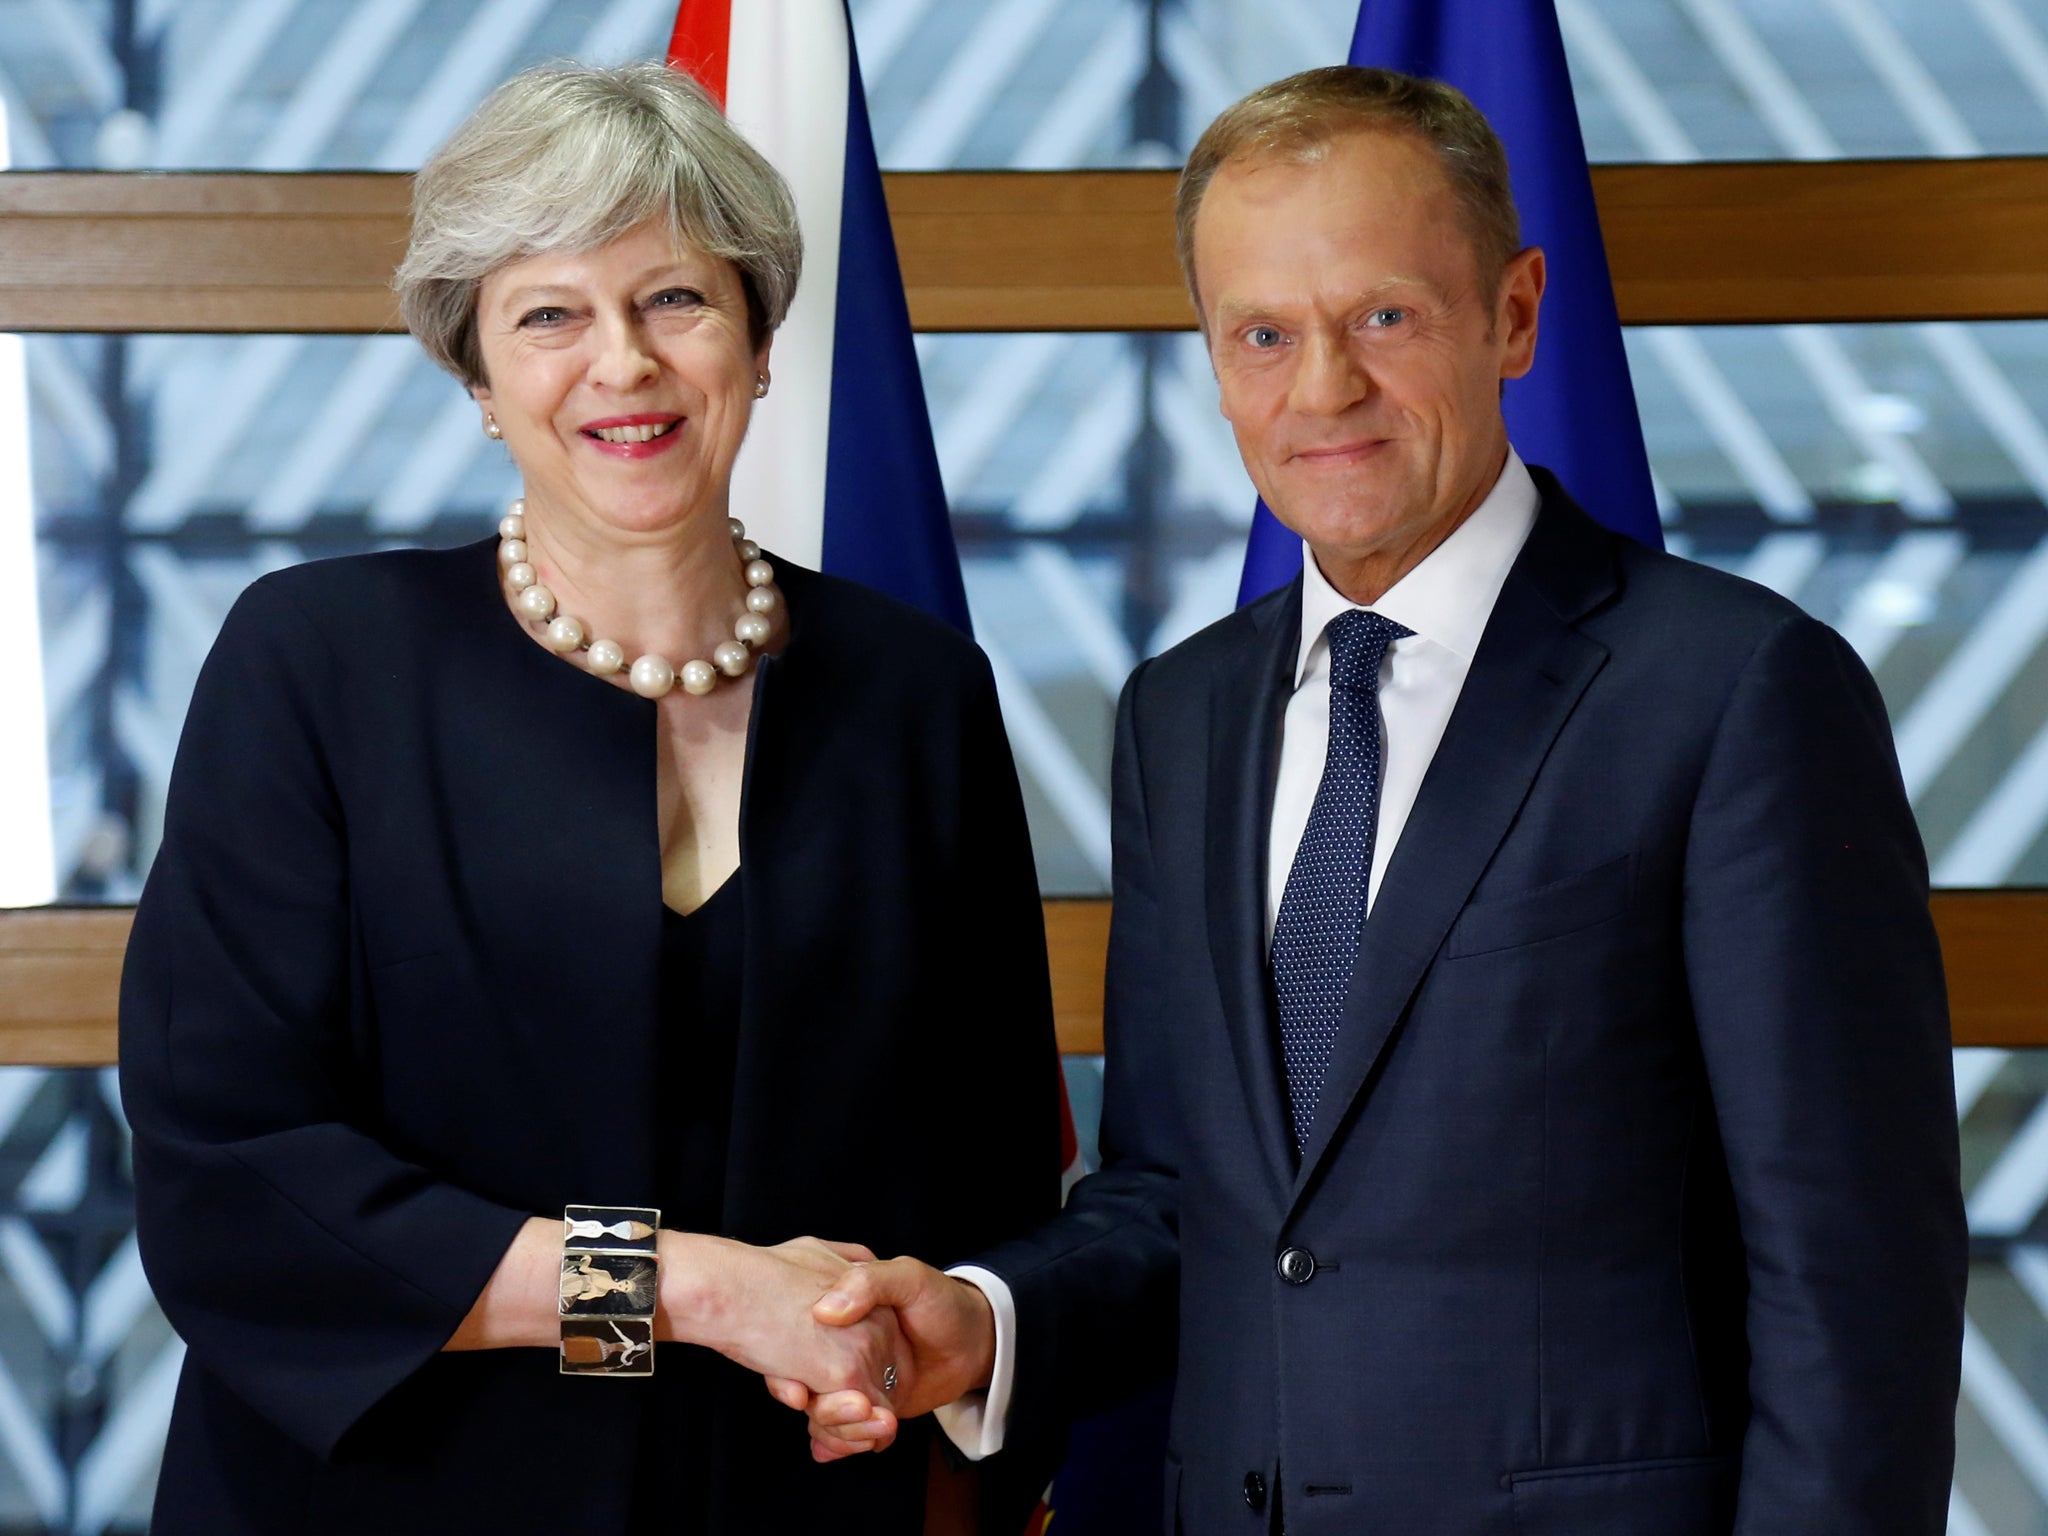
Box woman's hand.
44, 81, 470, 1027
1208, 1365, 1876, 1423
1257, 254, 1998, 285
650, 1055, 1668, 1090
661, 1233, 906, 1407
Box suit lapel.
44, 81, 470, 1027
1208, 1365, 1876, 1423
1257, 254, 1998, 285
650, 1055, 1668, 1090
1289, 488, 1618, 1206
1204, 580, 1303, 1202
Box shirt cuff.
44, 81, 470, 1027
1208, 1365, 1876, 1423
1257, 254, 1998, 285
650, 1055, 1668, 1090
931, 1264, 1016, 1461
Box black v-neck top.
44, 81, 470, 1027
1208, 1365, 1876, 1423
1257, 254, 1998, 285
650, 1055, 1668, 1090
653, 873, 744, 1236
633, 873, 744, 1525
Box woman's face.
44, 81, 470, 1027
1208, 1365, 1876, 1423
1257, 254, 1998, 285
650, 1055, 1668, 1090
471, 220, 769, 542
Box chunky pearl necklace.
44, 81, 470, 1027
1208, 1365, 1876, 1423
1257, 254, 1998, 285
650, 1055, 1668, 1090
497, 499, 782, 699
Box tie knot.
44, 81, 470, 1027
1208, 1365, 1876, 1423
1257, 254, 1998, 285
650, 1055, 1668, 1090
1323, 609, 1411, 692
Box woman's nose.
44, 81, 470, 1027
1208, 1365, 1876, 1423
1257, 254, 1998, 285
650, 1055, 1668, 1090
590, 316, 659, 390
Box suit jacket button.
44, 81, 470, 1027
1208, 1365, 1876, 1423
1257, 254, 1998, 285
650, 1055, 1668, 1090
1244, 1470, 1267, 1511
1277, 1246, 1316, 1284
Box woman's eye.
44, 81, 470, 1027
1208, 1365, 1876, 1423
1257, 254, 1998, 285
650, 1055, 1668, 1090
518, 307, 568, 327
647, 288, 703, 310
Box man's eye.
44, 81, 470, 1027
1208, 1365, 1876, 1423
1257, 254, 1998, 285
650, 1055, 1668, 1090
1366, 307, 1406, 328
1248, 326, 1284, 349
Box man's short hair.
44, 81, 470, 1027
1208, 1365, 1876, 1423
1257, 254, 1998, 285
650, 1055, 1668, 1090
1176, 65, 1521, 318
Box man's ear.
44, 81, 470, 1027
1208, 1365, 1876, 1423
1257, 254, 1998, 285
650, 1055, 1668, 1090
1497, 245, 1546, 382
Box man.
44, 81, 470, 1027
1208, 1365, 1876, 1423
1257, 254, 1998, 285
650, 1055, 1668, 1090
803, 66, 1965, 1534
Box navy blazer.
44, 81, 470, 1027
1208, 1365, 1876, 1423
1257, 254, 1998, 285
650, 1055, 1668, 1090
119, 540, 1063, 1535
980, 473, 1965, 1536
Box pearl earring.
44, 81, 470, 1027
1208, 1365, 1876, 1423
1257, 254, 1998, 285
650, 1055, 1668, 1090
484, 415, 503, 440
754, 376, 769, 399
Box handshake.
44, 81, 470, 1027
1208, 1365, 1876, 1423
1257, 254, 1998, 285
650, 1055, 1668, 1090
692, 1235, 996, 1463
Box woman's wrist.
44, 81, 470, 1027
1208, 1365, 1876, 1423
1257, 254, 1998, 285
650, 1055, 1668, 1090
654, 1229, 741, 1349
654, 1232, 875, 1386
445, 1215, 562, 1351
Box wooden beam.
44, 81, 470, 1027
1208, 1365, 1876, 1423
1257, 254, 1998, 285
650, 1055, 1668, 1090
1044, 898, 1109, 1055
5, 894, 2043, 1067
0, 908, 124, 1067
0, 173, 412, 334
5, 160, 2048, 334
884, 170, 1189, 331
1929, 891, 2048, 1050
1593, 158, 2048, 326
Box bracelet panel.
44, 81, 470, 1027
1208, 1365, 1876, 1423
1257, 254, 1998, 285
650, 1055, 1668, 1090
560, 1318, 655, 1375
559, 1253, 658, 1317
560, 1203, 659, 1377
562, 1205, 660, 1255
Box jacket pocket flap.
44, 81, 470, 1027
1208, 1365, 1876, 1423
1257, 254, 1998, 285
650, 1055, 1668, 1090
1509, 1454, 1734, 1536
1447, 855, 1631, 959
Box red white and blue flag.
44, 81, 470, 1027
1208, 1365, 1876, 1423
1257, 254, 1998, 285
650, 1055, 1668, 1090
663, 10, 1081, 1528
666, 0, 971, 629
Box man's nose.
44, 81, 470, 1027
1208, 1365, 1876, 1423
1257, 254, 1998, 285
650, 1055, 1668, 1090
1289, 332, 1370, 416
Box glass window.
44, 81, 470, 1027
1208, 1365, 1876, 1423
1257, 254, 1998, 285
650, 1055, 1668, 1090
39, 322, 2046, 900
4, 2, 2048, 175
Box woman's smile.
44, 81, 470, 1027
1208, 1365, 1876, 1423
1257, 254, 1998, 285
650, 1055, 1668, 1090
470, 220, 766, 540
579, 412, 686, 458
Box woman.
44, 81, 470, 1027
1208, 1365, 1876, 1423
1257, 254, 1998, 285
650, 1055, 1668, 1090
118, 62, 1060, 1535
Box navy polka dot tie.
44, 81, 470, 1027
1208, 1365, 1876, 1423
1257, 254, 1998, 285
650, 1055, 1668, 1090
1271, 609, 1412, 1153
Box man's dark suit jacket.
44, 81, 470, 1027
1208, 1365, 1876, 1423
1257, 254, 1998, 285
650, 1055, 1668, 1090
979, 471, 1966, 1536
119, 541, 1062, 1535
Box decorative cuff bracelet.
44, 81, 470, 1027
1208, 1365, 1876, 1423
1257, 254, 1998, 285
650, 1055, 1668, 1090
558, 1204, 660, 1377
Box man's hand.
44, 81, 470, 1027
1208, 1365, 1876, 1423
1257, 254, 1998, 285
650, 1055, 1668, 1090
768, 1256, 997, 1462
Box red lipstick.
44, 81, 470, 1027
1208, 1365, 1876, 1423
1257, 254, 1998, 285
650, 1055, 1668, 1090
579, 413, 685, 460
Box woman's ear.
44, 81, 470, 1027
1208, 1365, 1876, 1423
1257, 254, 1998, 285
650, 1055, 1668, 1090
471, 384, 502, 439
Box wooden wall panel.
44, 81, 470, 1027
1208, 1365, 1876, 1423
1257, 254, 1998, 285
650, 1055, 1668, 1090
883, 170, 1191, 331
1594, 158, 2048, 326
0, 173, 411, 333
5, 895, 2041, 1066
1044, 898, 1110, 1054
0, 908, 124, 1067
5, 159, 2048, 334
1931, 892, 2048, 1050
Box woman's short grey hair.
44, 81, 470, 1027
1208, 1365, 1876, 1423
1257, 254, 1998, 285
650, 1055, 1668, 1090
396, 61, 802, 389
1177, 65, 1519, 318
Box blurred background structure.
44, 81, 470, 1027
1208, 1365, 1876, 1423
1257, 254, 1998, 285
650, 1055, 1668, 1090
3, 0, 2048, 1529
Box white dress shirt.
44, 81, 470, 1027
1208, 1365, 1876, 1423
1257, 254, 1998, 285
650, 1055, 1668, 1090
1267, 450, 1540, 936
938, 451, 1541, 1460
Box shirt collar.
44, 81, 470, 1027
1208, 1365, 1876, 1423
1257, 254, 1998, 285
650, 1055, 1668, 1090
1294, 447, 1541, 686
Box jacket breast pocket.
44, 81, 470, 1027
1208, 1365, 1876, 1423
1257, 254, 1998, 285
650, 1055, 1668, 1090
1445, 855, 1631, 960
1508, 1454, 1735, 1536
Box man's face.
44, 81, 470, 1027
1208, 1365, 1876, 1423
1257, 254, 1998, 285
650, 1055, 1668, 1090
1193, 129, 1542, 591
